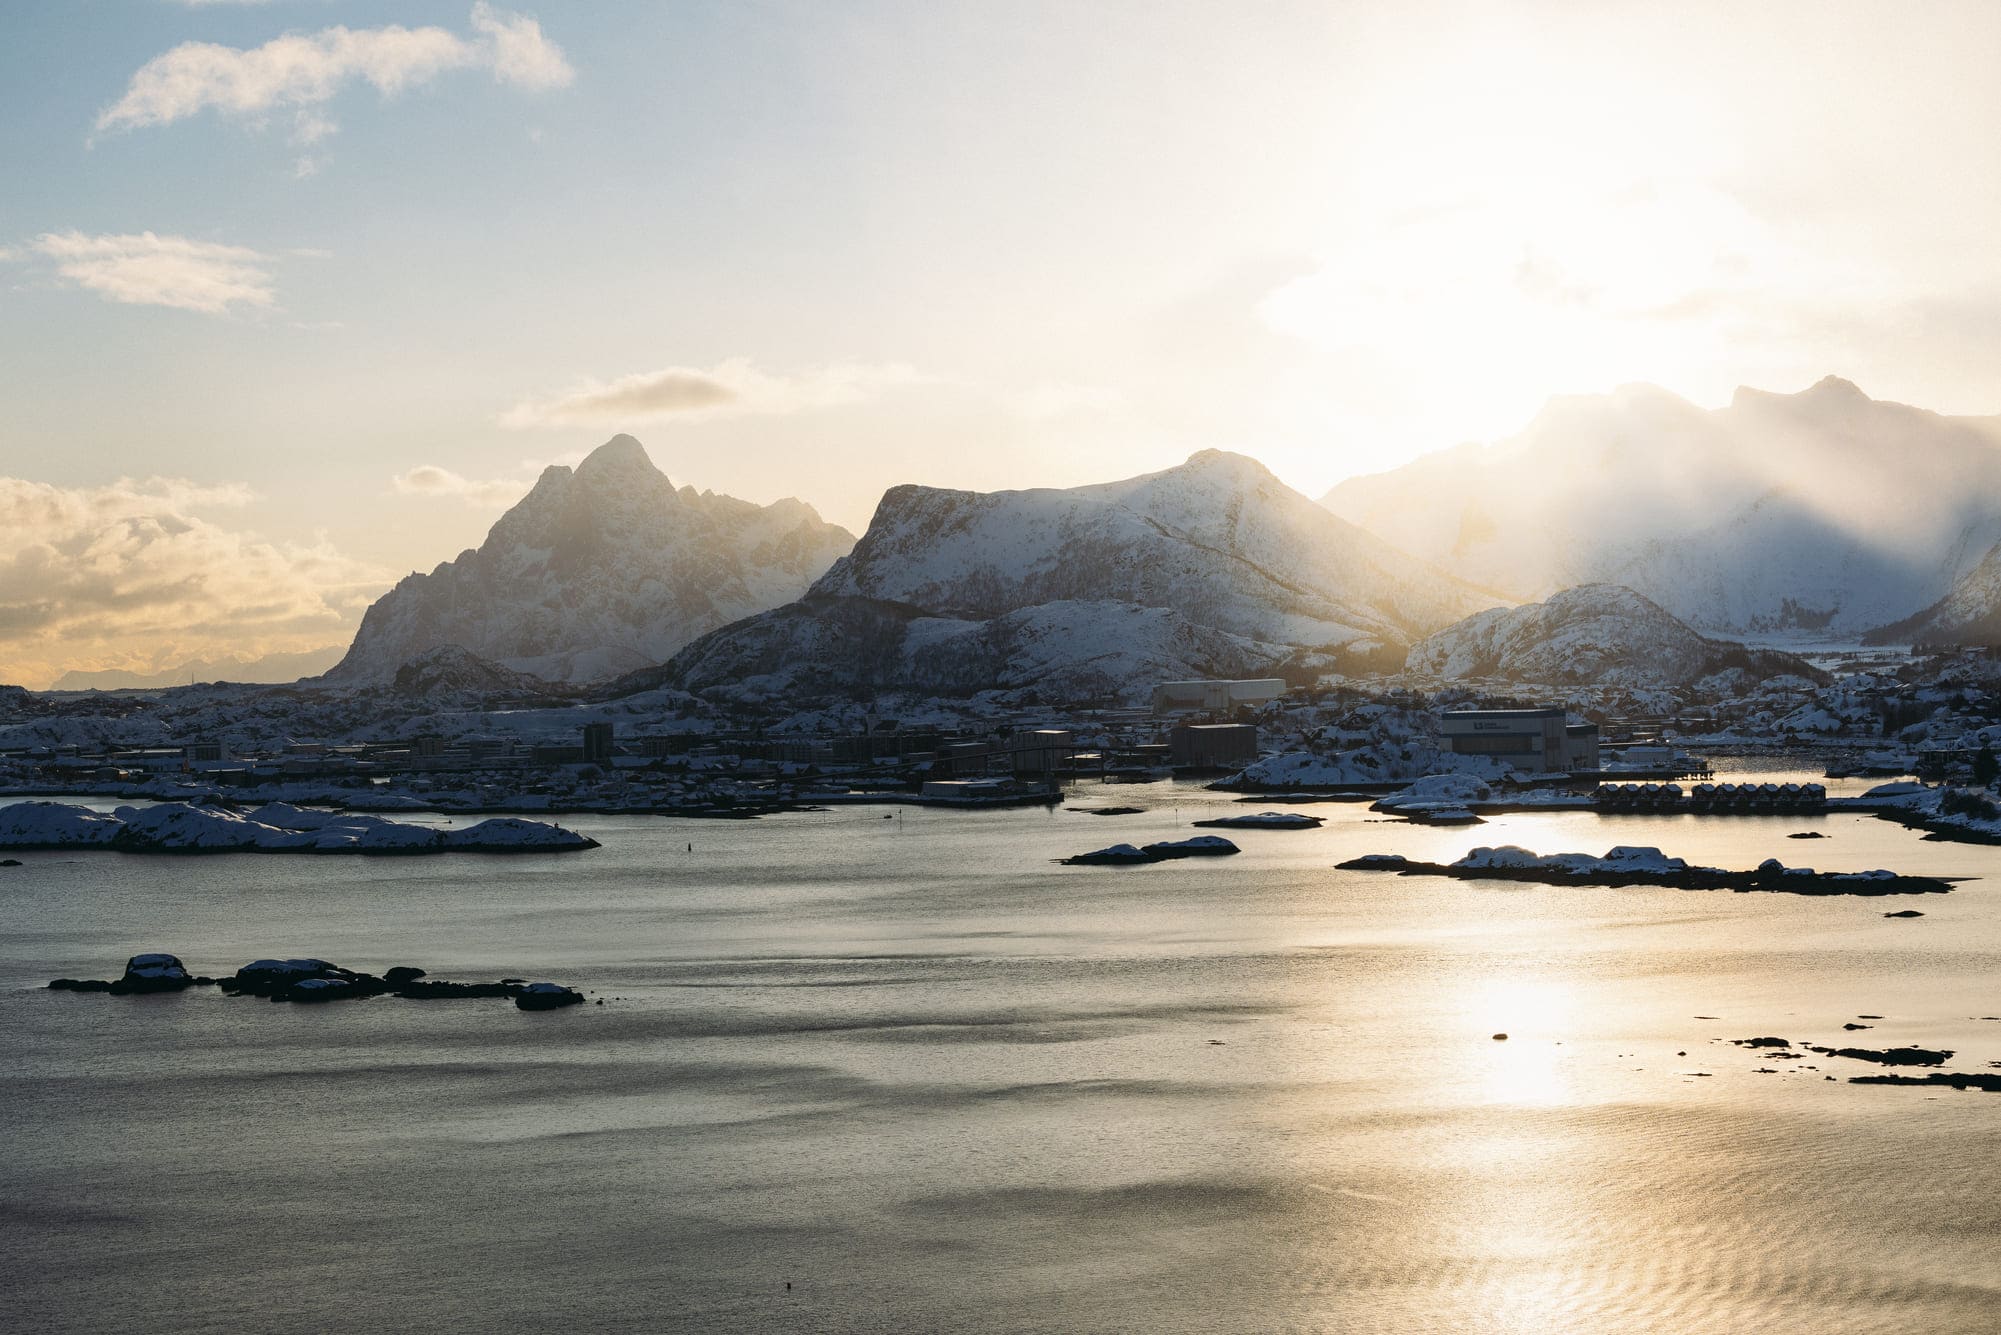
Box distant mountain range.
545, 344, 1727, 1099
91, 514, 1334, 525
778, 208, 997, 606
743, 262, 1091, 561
309, 379, 2001, 703
1323, 378, 2001, 636
646, 449, 1497, 705
52, 646, 346, 692
327, 436, 854, 684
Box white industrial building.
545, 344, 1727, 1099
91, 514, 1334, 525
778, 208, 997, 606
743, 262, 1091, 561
1438, 707, 1600, 773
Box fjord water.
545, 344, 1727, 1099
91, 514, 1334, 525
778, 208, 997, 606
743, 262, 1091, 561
3, 783, 1997, 1334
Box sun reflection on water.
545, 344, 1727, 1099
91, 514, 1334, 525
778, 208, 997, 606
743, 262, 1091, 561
1460, 975, 1582, 1107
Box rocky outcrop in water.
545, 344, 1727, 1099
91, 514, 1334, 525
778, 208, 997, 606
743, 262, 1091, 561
48, 955, 585, 1010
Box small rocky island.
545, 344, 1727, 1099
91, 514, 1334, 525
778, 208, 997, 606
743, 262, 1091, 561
1191, 811, 1324, 830
49, 954, 586, 1010
0, 800, 597, 854
1063, 835, 1241, 866
1338, 845, 1958, 896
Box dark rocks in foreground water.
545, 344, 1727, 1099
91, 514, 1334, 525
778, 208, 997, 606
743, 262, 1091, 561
1337, 846, 1958, 896
51, 952, 197, 994
515, 982, 587, 1011
1850, 1072, 2001, 1092
1727, 1036, 1951, 1066
47, 954, 582, 1011
1806, 1044, 1953, 1067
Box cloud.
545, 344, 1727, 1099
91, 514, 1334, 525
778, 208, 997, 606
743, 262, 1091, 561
392, 464, 532, 508
26, 231, 278, 314
96, 4, 572, 136
499, 359, 925, 429
0, 476, 386, 690
469, 2, 573, 92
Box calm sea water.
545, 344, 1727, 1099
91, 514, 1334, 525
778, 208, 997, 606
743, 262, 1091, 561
3, 777, 1997, 1333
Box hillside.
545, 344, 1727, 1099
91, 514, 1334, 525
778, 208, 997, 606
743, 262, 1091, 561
1405, 584, 1825, 688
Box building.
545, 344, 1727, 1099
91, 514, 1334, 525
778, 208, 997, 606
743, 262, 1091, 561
582, 722, 614, 765
1151, 679, 1287, 716
1168, 722, 1258, 770
1009, 728, 1073, 775
1438, 707, 1599, 773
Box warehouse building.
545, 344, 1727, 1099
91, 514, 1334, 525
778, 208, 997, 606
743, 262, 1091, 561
1438, 707, 1599, 773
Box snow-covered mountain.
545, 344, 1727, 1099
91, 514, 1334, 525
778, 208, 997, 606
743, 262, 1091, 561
1324, 378, 2001, 635
819, 449, 1494, 647
1405, 584, 1822, 688
1868, 539, 2001, 647
652, 450, 1498, 705
328, 436, 854, 684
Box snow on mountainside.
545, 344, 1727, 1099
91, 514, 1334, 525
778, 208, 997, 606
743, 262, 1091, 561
1405, 584, 1824, 688
814, 449, 1496, 647
650, 595, 1296, 706
1868, 539, 2001, 647
1324, 378, 2001, 634
327, 436, 853, 684
653, 451, 1498, 705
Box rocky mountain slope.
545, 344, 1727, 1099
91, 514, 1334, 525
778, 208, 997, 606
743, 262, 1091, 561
649, 450, 1498, 705
1867, 540, 2001, 647
1324, 378, 2001, 635
1405, 584, 1823, 688
327, 436, 853, 684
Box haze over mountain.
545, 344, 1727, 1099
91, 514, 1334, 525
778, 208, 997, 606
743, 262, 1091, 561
652, 449, 1498, 705
1406, 584, 1822, 689
50, 646, 345, 692
1868, 538, 2001, 648
328, 437, 854, 684
1324, 378, 2001, 635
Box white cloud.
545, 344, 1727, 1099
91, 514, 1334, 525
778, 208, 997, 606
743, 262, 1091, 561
499, 359, 925, 429
290, 110, 338, 146
0, 476, 385, 690
27, 231, 278, 315
392, 464, 532, 508
469, 2, 573, 92
96, 5, 572, 136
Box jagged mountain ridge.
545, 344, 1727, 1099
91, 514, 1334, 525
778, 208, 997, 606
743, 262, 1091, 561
328, 436, 854, 684
1324, 378, 2001, 634
1405, 584, 1824, 688
651, 450, 1499, 705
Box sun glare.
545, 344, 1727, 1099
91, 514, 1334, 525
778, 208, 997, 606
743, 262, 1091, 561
1457, 976, 1582, 1107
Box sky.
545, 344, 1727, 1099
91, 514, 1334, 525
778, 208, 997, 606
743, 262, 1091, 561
4, 0, 2001, 686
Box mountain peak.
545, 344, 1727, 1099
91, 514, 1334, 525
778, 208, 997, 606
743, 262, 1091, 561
1731, 375, 1869, 411
1178, 448, 1276, 479
1802, 374, 1867, 404
575, 434, 662, 479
